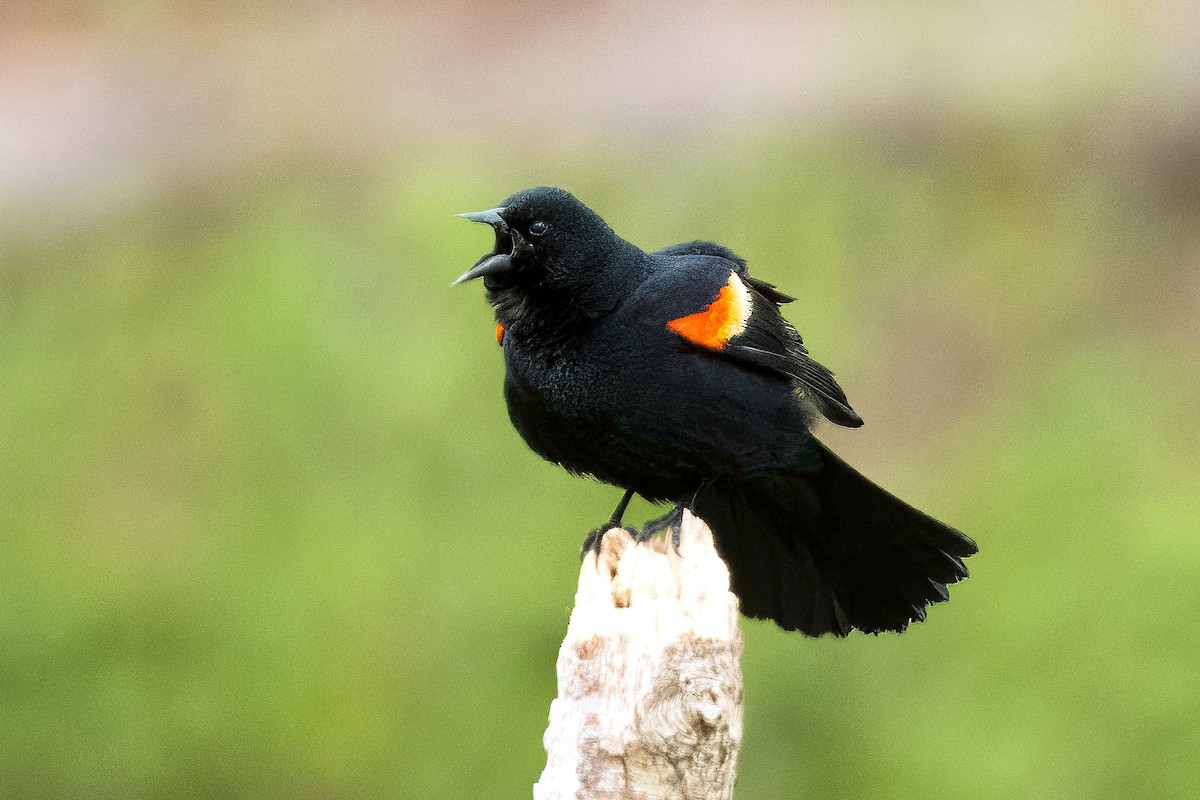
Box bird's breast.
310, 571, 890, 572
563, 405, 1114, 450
500, 328, 673, 488
502, 334, 619, 440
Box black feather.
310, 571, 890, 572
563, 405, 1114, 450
695, 440, 976, 635
461, 186, 977, 636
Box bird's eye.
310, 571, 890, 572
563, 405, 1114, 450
529, 220, 548, 236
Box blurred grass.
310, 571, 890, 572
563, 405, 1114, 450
1, 126, 1198, 799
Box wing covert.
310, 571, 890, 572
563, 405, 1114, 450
655, 254, 863, 428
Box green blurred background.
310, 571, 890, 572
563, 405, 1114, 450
2, 3, 1198, 798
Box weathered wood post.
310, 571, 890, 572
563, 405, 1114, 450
534, 511, 744, 800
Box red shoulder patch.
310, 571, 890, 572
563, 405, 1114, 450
666, 272, 751, 350
495, 322, 505, 346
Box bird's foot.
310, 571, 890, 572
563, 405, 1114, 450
580, 525, 638, 561
581, 488, 638, 560
634, 505, 685, 552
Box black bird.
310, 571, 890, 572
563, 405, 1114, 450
456, 187, 976, 636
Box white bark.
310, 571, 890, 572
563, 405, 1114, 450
534, 511, 744, 800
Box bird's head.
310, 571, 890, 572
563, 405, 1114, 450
455, 187, 641, 304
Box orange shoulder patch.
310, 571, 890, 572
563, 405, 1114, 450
495, 322, 505, 346
666, 272, 751, 350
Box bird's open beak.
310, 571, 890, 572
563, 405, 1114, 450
454, 207, 515, 285
457, 208, 506, 227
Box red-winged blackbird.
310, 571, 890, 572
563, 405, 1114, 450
456, 187, 976, 636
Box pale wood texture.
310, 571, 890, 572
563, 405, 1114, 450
533, 511, 744, 800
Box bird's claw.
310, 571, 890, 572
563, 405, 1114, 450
634, 505, 685, 552
579, 525, 638, 561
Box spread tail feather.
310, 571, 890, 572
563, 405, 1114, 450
692, 441, 977, 636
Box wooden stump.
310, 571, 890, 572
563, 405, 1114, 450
533, 511, 744, 800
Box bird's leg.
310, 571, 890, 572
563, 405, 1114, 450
580, 488, 636, 559
642, 483, 707, 552
669, 482, 710, 553
633, 505, 684, 547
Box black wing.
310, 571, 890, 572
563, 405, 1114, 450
653, 242, 863, 428
729, 280, 863, 428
